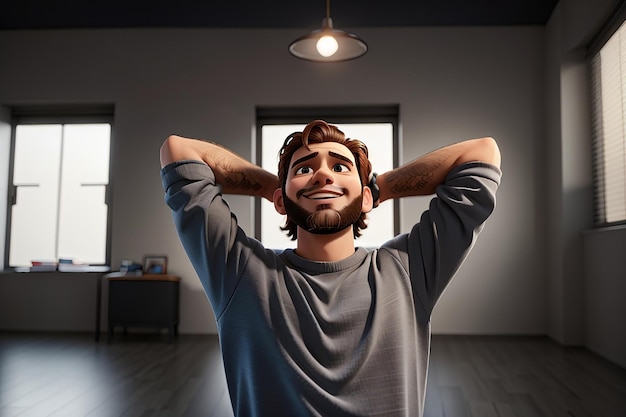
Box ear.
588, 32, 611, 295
273, 188, 287, 215
362, 186, 374, 213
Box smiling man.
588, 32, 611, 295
160, 120, 501, 417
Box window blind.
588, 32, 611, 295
590, 20, 626, 225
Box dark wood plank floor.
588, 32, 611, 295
1, 333, 625, 417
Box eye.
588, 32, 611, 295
295, 166, 312, 175
333, 163, 350, 173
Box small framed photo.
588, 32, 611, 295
143, 255, 168, 274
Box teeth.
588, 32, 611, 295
308, 193, 339, 199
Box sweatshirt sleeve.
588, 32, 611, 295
161, 160, 256, 317
386, 161, 501, 317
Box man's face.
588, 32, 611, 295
279, 142, 367, 235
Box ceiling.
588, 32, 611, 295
1, 0, 559, 31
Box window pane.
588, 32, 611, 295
261, 123, 394, 249
9, 125, 62, 266
57, 124, 110, 263
8, 122, 111, 267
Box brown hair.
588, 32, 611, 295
277, 120, 372, 240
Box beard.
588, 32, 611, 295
283, 192, 364, 235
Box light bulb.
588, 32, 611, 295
316, 35, 339, 57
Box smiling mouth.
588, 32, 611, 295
298, 185, 345, 200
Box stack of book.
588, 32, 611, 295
29, 260, 58, 272
20, 259, 110, 273
58, 258, 88, 272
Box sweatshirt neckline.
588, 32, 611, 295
281, 247, 369, 274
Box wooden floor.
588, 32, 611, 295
1, 333, 625, 417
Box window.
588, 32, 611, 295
256, 107, 399, 249
590, 10, 626, 226
5, 106, 113, 267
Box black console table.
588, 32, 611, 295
106, 274, 180, 343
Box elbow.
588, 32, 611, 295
160, 135, 184, 167
454, 137, 501, 168
478, 137, 501, 168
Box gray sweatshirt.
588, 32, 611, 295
161, 160, 501, 417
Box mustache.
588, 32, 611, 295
296, 184, 345, 199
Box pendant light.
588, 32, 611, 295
289, 0, 368, 63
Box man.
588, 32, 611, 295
160, 120, 501, 416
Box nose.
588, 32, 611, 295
312, 165, 334, 185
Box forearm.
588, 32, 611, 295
377, 137, 500, 202
160, 135, 278, 201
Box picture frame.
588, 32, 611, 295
143, 255, 168, 274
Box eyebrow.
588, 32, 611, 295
329, 151, 354, 166
291, 152, 319, 169
291, 151, 355, 169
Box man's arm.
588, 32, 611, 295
160, 135, 278, 201
376, 137, 500, 204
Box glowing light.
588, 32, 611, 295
316, 35, 339, 57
